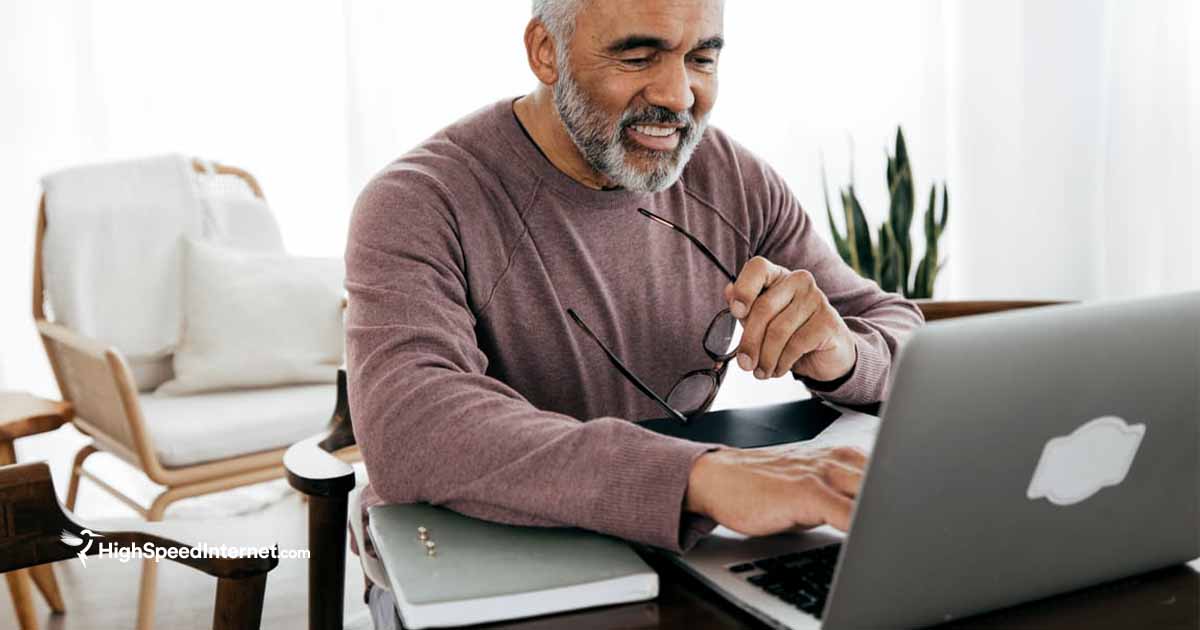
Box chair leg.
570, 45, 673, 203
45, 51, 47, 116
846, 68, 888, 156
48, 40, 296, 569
28, 565, 64, 613
308, 494, 349, 630
212, 574, 268, 630
65, 444, 98, 511
5, 570, 39, 630
135, 492, 173, 630
135, 559, 158, 630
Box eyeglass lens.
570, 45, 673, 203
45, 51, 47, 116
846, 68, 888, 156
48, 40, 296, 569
666, 372, 718, 416
704, 309, 743, 361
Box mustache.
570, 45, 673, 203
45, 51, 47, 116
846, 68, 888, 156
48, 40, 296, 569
620, 105, 695, 130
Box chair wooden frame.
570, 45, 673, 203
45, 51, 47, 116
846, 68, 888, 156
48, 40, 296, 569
0, 461, 277, 629
31, 159, 358, 630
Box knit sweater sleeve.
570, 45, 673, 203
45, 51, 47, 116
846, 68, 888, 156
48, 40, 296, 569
345, 170, 715, 553
754, 162, 925, 405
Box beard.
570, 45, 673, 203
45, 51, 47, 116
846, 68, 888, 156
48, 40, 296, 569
553, 64, 708, 193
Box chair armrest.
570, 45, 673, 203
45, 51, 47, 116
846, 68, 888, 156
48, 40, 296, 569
34, 320, 158, 469
35, 319, 112, 359
284, 434, 355, 498
286, 370, 356, 497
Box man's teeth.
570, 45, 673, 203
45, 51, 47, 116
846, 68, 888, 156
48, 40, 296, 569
632, 125, 678, 137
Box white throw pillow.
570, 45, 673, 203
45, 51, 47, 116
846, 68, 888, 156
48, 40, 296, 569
156, 238, 344, 396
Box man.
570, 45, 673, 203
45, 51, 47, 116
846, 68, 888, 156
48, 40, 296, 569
346, 0, 922, 623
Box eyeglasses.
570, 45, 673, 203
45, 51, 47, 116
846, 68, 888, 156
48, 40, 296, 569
567, 207, 743, 425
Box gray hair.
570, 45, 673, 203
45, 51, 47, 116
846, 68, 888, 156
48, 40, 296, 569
531, 0, 589, 58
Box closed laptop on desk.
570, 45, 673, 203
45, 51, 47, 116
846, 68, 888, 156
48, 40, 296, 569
367, 502, 658, 629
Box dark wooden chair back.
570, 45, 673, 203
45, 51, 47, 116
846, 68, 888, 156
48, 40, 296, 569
0, 462, 78, 573
0, 461, 278, 629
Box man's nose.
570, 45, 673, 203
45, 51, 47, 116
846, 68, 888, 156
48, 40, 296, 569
643, 58, 696, 115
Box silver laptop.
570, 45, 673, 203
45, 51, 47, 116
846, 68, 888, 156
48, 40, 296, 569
671, 291, 1200, 629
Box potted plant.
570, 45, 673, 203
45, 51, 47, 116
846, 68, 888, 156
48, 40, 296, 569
824, 128, 948, 299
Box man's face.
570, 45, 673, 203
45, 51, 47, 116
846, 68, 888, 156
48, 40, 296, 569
553, 0, 723, 192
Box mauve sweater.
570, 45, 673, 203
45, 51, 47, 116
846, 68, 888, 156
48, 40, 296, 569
345, 98, 923, 557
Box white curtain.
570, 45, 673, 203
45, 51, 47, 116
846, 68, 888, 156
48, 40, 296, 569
941, 0, 1199, 300
1, 0, 1196, 396
1095, 0, 1199, 298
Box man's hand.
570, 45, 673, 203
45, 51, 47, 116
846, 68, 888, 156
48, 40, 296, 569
685, 445, 868, 534
724, 256, 857, 382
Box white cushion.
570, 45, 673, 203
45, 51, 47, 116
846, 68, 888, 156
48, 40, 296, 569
142, 383, 335, 467
155, 238, 345, 396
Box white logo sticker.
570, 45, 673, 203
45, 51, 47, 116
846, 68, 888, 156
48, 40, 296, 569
1026, 416, 1146, 506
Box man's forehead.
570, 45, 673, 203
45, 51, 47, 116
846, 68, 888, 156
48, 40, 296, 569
577, 0, 724, 50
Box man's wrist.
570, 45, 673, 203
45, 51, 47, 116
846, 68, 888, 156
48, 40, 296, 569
684, 449, 727, 518
795, 340, 859, 391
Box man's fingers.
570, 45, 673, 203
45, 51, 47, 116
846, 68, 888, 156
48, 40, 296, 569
827, 446, 869, 470
735, 280, 798, 373
736, 271, 817, 375
798, 477, 855, 532
753, 294, 820, 376
821, 460, 864, 499
768, 307, 835, 376
725, 256, 786, 319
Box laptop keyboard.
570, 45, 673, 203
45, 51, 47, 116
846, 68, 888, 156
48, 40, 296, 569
728, 543, 842, 619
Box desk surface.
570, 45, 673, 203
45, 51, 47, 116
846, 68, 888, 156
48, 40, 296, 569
467, 554, 1200, 629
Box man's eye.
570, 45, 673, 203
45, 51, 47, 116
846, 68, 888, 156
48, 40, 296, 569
622, 57, 652, 67
691, 56, 716, 66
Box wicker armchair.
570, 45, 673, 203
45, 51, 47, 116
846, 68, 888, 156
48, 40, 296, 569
32, 159, 359, 629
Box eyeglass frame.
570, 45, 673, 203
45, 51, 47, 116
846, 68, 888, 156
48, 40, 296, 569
566, 207, 741, 425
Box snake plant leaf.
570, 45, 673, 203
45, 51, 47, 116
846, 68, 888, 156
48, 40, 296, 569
938, 183, 949, 238
894, 127, 909, 170
923, 184, 937, 242
889, 171, 914, 294
915, 183, 944, 299
840, 189, 860, 272
847, 185, 876, 280
878, 223, 900, 292
914, 254, 931, 299
887, 129, 915, 295
886, 152, 896, 192
822, 163, 851, 265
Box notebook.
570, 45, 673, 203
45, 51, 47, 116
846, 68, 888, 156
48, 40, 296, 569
367, 502, 659, 629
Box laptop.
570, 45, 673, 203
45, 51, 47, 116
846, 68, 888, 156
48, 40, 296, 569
668, 291, 1200, 629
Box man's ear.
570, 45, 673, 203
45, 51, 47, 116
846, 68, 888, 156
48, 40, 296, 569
524, 18, 560, 86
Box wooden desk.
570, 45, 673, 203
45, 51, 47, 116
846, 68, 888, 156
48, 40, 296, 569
465, 552, 1199, 629
1, 392, 72, 630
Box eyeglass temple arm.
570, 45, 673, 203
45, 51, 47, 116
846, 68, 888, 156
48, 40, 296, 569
637, 208, 738, 283
566, 308, 689, 425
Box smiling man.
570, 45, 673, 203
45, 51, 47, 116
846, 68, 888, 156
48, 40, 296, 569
347, 0, 922, 625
